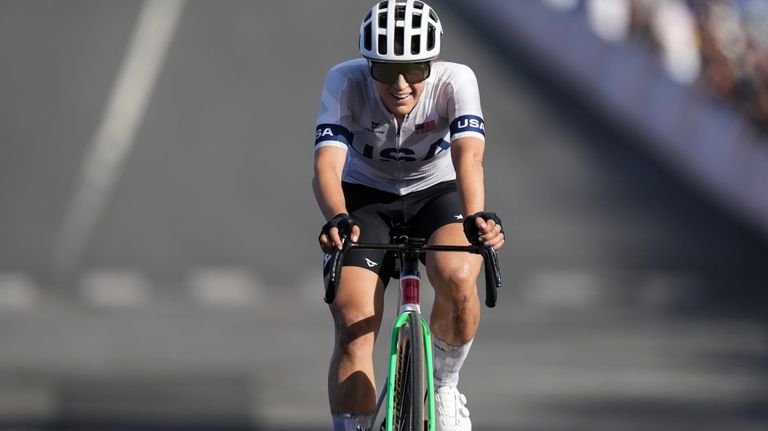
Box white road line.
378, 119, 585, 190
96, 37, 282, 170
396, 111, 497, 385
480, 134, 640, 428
52, 0, 186, 275
522, 269, 602, 308
0, 272, 39, 310
634, 270, 698, 307
187, 267, 264, 307
521, 269, 701, 309
79, 269, 152, 308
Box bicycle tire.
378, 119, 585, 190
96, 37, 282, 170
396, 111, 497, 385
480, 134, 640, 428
392, 312, 427, 431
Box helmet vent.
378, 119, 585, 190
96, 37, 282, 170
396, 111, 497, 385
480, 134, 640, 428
363, 23, 372, 51
395, 27, 404, 55
378, 34, 387, 55
411, 35, 421, 55
427, 24, 436, 50
414, 1, 424, 9
395, 5, 405, 21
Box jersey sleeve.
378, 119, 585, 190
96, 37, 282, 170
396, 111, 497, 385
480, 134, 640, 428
446, 64, 486, 142
315, 64, 355, 152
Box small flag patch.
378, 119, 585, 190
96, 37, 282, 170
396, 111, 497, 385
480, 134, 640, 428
415, 120, 436, 134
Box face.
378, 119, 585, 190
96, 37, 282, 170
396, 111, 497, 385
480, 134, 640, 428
371, 62, 430, 120
375, 77, 425, 120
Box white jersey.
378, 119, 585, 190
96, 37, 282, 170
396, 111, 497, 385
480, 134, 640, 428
315, 58, 485, 195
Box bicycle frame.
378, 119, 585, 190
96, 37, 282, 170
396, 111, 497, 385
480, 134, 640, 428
324, 236, 501, 431
383, 241, 435, 431
384, 311, 434, 431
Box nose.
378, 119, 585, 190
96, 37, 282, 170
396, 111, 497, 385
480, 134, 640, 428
392, 73, 409, 88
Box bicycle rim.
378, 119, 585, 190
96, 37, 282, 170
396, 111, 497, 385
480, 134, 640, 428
389, 312, 427, 431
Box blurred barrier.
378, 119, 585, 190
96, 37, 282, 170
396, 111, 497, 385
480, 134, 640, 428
444, 0, 768, 240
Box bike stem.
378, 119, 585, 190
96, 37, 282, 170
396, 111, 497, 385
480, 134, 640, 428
399, 260, 421, 314
398, 239, 425, 315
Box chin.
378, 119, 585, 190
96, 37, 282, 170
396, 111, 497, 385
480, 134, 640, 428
394, 107, 412, 116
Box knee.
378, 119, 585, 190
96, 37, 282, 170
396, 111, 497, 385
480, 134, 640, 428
331, 309, 378, 356
433, 259, 476, 289
431, 262, 478, 306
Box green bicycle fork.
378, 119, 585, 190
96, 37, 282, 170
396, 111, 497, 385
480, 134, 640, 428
384, 311, 435, 431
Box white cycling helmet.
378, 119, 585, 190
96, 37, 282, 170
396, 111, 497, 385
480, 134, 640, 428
359, 0, 443, 62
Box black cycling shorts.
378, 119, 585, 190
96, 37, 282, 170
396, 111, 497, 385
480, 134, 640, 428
322, 180, 464, 286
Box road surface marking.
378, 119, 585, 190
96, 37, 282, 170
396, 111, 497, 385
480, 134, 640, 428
188, 267, 263, 307
53, 0, 186, 275
0, 272, 39, 310
523, 269, 602, 308
79, 269, 152, 308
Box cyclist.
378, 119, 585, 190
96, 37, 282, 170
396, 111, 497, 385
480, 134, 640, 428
313, 1, 505, 430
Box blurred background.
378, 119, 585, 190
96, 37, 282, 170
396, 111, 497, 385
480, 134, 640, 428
1, 0, 767, 430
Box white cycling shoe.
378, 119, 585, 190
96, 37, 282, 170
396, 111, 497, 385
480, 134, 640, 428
435, 386, 471, 431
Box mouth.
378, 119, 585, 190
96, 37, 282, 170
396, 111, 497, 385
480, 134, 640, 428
389, 92, 412, 103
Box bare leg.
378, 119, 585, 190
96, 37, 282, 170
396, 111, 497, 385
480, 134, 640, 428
426, 223, 480, 430
426, 223, 482, 346
328, 266, 386, 416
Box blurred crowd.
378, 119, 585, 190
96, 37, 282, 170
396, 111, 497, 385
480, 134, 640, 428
542, 0, 768, 133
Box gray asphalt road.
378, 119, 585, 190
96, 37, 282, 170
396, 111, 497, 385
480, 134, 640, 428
1, 1, 767, 430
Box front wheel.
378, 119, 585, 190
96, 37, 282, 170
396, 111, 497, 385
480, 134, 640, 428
391, 312, 428, 431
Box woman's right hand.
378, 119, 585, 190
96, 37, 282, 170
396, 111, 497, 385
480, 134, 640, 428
318, 213, 360, 253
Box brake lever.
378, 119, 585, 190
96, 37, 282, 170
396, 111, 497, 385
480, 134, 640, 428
480, 244, 502, 308
323, 235, 350, 304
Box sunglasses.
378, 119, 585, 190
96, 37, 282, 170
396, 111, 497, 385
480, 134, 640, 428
370, 61, 431, 85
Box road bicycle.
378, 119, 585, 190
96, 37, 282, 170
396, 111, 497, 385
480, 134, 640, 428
324, 233, 502, 431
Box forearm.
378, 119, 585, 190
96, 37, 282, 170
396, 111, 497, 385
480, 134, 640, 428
313, 145, 349, 220
456, 160, 484, 215
313, 161, 347, 220
451, 138, 486, 215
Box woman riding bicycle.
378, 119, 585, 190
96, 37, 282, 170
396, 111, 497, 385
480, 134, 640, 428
313, 1, 505, 430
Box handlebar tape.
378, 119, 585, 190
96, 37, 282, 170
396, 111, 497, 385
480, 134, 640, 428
323, 236, 349, 304
480, 245, 502, 308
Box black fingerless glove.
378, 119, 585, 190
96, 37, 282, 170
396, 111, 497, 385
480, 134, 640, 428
319, 213, 357, 241
463, 211, 504, 245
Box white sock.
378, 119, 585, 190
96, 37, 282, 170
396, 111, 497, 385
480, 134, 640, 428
432, 337, 473, 388
332, 414, 372, 431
